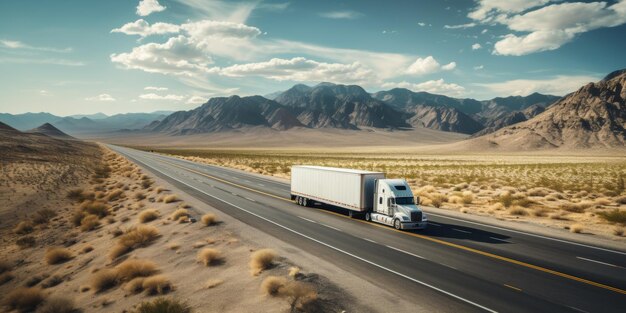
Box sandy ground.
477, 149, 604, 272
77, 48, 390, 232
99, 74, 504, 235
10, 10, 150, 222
0, 141, 422, 312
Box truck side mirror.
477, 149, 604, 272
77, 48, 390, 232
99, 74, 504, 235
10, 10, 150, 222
415, 196, 420, 205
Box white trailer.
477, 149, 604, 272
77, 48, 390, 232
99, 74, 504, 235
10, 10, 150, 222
291, 165, 427, 230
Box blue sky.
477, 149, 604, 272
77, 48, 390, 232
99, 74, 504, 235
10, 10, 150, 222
1, 0, 625, 115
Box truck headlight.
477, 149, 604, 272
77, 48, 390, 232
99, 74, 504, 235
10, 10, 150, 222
422, 213, 428, 221
401, 216, 409, 221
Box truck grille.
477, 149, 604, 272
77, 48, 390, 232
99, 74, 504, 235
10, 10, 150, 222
410, 211, 422, 222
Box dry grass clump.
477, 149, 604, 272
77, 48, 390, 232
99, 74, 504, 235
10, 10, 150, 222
80, 214, 100, 232
2, 287, 46, 312
532, 208, 549, 217
288, 267, 301, 278
36, 297, 76, 313
67, 188, 95, 202
250, 248, 276, 275
125, 277, 146, 294
142, 275, 172, 295
163, 194, 180, 203
613, 227, 624, 236
261, 276, 317, 311
498, 192, 514, 208
598, 209, 626, 224
14, 220, 34, 235
170, 209, 189, 221
106, 188, 125, 201
570, 224, 584, 233
0, 272, 14, 285
79, 200, 110, 217
201, 213, 218, 226
116, 259, 158, 281
205, 279, 223, 289
616, 195, 626, 205
448, 195, 463, 205
91, 269, 118, 292
135, 192, 147, 200
32, 209, 57, 224
508, 207, 528, 216
0, 260, 12, 273
134, 298, 191, 313
16, 236, 36, 249
110, 225, 160, 259
155, 187, 166, 194
138, 209, 160, 223
561, 201, 593, 213
45, 247, 74, 265
430, 193, 448, 208
197, 248, 223, 266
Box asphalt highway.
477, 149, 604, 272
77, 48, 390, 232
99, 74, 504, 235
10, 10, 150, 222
109, 145, 626, 313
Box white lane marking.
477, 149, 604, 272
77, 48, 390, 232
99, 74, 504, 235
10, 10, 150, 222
245, 197, 256, 202
426, 212, 626, 256
428, 222, 441, 227
363, 238, 377, 244
440, 263, 458, 270
453, 228, 472, 234
116, 149, 496, 313
321, 223, 342, 232
490, 237, 511, 243
244, 180, 251, 183
258, 183, 265, 187
231, 192, 238, 196
576, 257, 623, 269
386, 245, 426, 259
568, 306, 590, 313
298, 216, 318, 224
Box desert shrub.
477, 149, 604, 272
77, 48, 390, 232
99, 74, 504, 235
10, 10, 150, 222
513, 197, 534, 208
36, 297, 77, 313
527, 188, 550, 197
32, 209, 57, 224
67, 188, 94, 202
41, 275, 63, 288
614, 227, 624, 236
560, 202, 593, 213
0, 272, 14, 285
134, 298, 191, 313
138, 209, 160, 223
598, 210, 626, 224
90, 269, 118, 292
170, 209, 189, 221
142, 275, 172, 295
111, 228, 124, 237
116, 259, 158, 281
205, 279, 223, 289
45, 247, 74, 265
71, 210, 85, 227
616, 195, 626, 205
498, 192, 514, 208
201, 213, 217, 226
288, 267, 300, 278
250, 249, 276, 275
125, 277, 145, 294
106, 189, 125, 201
448, 195, 462, 204
141, 180, 154, 189
461, 191, 474, 205
80, 201, 110, 217
109, 245, 132, 260
16, 236, 36, 248
430, 194, 447, 208
261, 276, 287, 296
14, 220, 34, 235
197, 248, 222, 266
2, 287, 46, 312
0, 260, 11, 274
533, 208, 549, 217
135, 192, 146, 200
508, 207, 528, 216
570, 224, 584, 233
164, 195, 180, 203
110, 225, 160, 259
80, 214, 100, 232
155, 187, 166, 194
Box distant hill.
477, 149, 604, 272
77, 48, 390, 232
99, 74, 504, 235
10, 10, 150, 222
0, 112, 62, 130
69, 112, 108, 119
27, 123, 74, 139
476, 93, 560, 124
474, 69, 626, 149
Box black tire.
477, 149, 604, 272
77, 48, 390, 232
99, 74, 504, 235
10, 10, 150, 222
365, 212, 371, 222
298, 197, 303, 206
348, 210, 354, 218
302, 198, 308, 207
394, 219, 401, 230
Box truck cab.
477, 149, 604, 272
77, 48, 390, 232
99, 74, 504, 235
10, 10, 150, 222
367, 179, 427, 230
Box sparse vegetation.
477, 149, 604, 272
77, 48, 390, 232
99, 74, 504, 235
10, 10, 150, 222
45, 247, 74, 264
3, 287, 46, 312
201, 213, 218, 226
250, 249, 276, 275
164, 195, 180, 203
110, 225, 160, 259
142, 275, 172, 295
16, 235, 36, 248
134, 298, 191, 313
598, 210, 626, 224
260, 276, 317, 311
115, 259, 158, 281
80, 214, 100, 231
14, 220, 34, 234
35, 297, 77, 313
170, 209, 189, 221
91, 269, 119, 292
138, 209, 160, 223
197, 248, 222, 266
570, 224, 584, 233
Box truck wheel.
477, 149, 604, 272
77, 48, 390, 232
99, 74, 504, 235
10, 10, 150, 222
302, 198, 308, 207
294, 196, 300, 204
348, 211, 354, 218
365, 212, 371, 222
298, 197, 303, 206
394, 219, 401, 230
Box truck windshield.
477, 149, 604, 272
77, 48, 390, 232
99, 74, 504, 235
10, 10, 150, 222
395, 197, 415, 205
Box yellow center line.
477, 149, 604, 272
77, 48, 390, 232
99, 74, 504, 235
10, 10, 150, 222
156, 156, 626, 295
504, 284, 522, 292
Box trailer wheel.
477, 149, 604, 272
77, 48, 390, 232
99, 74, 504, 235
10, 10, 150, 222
298, 197, 303, 206
394, 219, 401, 230
302, 198, 308, 207
365, 212, 371, 222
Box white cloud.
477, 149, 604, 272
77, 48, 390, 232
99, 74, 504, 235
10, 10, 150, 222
258, 2, 290, 11
181, 20, 261, 39
111, 19, 180, 37
319, 11, 363, 19
468, 0, 551, 22
474, 65, 484, 70
144, 86, 168, 91
471, 43, 482, 50
174, 0, 256, 23
139, 93, 185, 101
85, 94, 115, 101
137, 0, 166, 16
444, 23, 476, 29
406, 56, 456, 75
417, 22, 426, 27
476, 75, 598, 96
0, 39, 72, 53
467, 0, 626, 56
220, 57, 374, 84
382, 79, 466, 97
0, 57, 84, 66
186, 95, 208, 104
481, 29, 488, 34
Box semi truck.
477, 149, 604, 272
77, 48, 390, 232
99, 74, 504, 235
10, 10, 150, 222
290, 165, 427, 230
